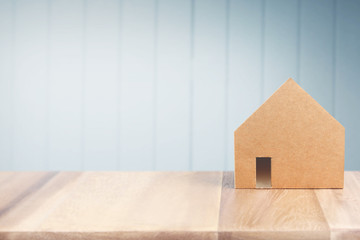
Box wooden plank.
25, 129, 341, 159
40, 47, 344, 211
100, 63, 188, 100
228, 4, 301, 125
315, 172, 360, 239
120, 0, 156, 170
0, 172, 223, 239
299, 0, 335, 115
0, 172, 17, 185
1, 172, 360, 239
13, 0, 48, 170
155, 0, 192, 170
83, 0, 120, 170
218, 172, 330, 239
227, 0, 263, 170
2, 232, 216, 240
0, 172, 80, 231
0, 0, 14, 170
192, 0, 227, 170
263, 0, 298, 100
48, 0, 84, 170
0, 172, 58, 227
335, 0, 360, 171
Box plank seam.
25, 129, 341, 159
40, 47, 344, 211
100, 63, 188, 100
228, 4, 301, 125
0, 172, 58, 217
313, 190, 332, 236
217, 171, 226, 240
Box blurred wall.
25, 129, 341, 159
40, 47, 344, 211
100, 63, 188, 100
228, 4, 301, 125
0, 0, 359, 171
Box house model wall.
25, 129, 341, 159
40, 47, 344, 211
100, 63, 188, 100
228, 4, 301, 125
234, 78, 345, 189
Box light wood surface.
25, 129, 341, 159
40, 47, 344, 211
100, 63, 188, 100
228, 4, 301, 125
0, 171, 359, 240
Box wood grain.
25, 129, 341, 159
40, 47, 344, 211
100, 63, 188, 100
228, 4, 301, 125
0, 171, 359, 240
315, 172, 360, 240
0, 172, 222, 240
219, 172, 330, 240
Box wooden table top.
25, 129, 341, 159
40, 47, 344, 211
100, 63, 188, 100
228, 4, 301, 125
0, 171, 359, 240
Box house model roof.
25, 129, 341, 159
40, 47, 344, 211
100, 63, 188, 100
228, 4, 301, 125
234, 78, 345, 189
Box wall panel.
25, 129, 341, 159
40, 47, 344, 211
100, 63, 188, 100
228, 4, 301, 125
192, 0, 227, 170
299, 0, 334, 114
120, 0, 156, 170
227, 0, 263, 170
0, 0, 14, 170
48, 0, 84, 170
13, 0, 48, 170
336, 0, 360, 170
155, 0, 192, 170
0, 0, 358, 171
83, 0, 120, 170
263, 0, 298, 100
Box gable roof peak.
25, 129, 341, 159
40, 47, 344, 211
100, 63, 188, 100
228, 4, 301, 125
235, 77, 344, 132
281, 77, 298, 89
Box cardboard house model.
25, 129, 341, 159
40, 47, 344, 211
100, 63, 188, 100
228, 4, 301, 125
234, 78, 345, 189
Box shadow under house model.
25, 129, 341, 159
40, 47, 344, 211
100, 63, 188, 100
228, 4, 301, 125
234, 78, 345, 189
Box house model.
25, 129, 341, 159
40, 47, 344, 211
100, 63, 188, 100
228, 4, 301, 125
234, 78, 345, 189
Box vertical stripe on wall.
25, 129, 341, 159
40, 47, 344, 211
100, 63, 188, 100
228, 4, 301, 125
155, 0, 192, 170
299, 0, 334, 115
0, 0, 13, 170
0, 0, 359, 171
83, 0, 119, 170
336, 0, 360, 170
120, 0, 156, 170
13, 0, 48, 170
226, 0, 263, 170
192, 0, 227, 170
48, 0, 83, 170
263, 0, 298, 100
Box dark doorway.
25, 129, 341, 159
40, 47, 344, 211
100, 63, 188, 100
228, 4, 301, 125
256, 157, 271, 188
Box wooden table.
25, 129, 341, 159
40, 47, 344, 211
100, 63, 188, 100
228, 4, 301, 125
0, 172, 359, 240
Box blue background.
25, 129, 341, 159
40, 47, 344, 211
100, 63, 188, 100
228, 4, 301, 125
0, 0, 359, 171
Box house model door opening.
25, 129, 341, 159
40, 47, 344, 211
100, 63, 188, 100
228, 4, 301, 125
234, 79, 344, 189
256, 157, 271, 188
